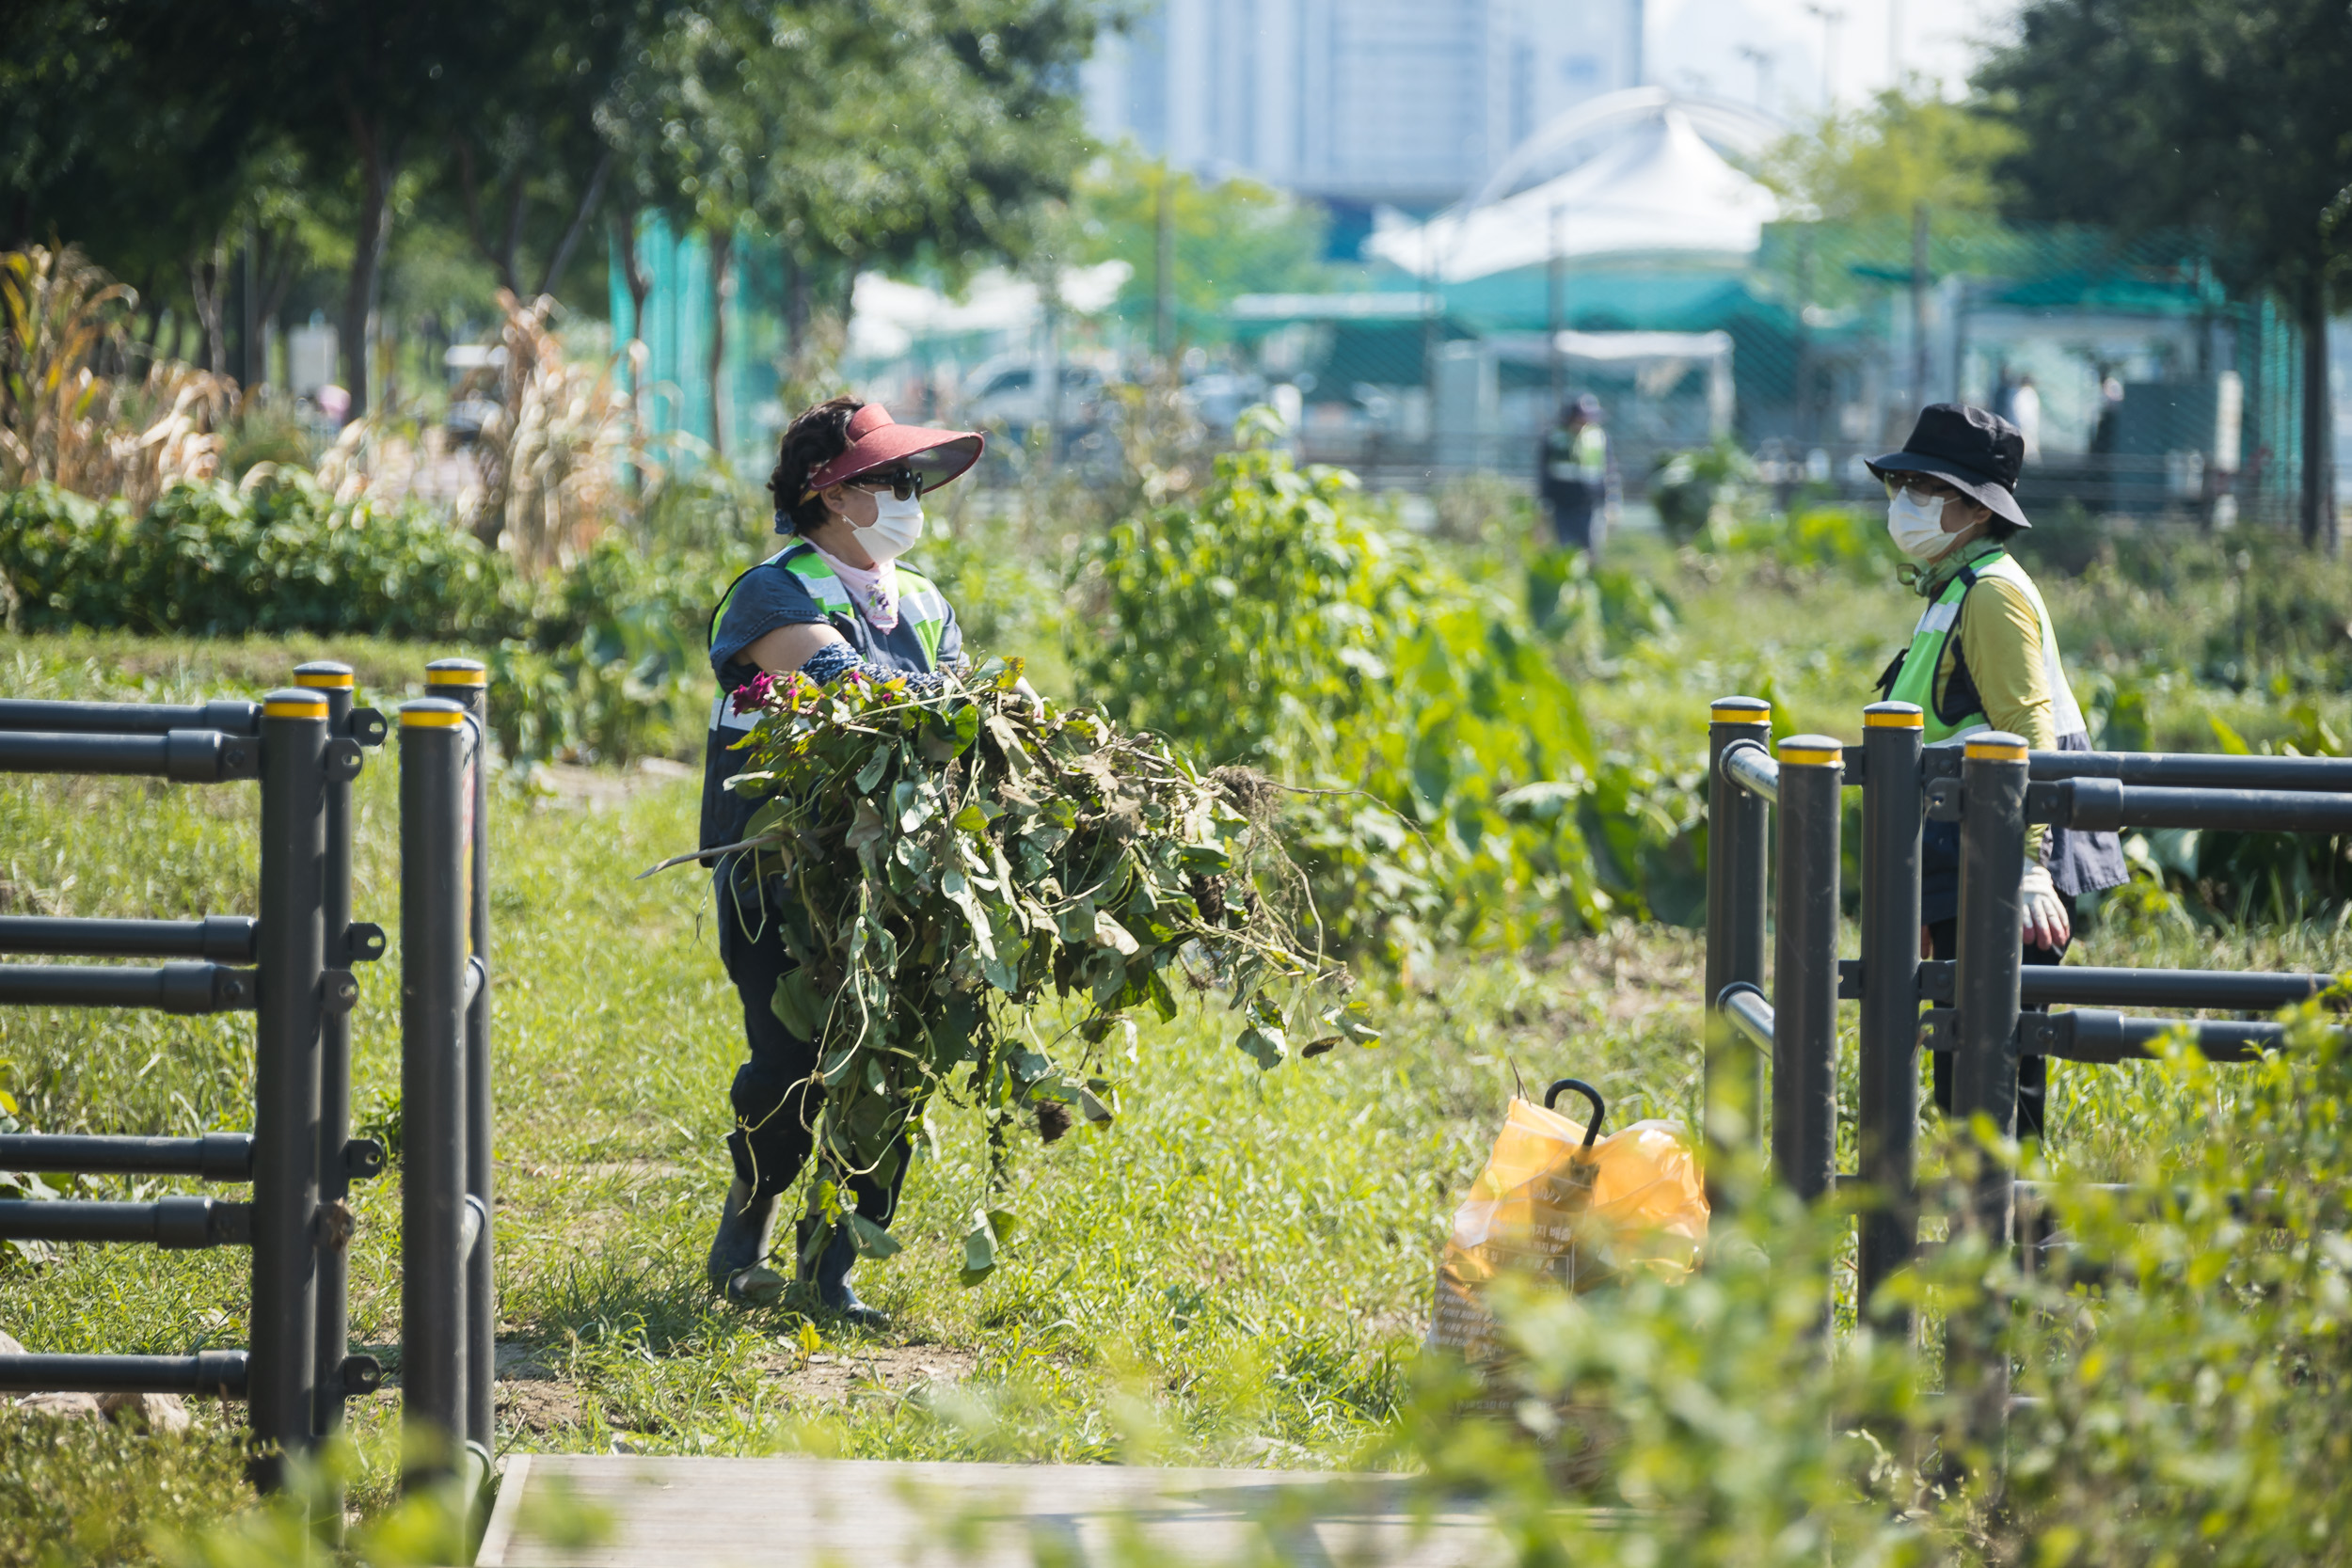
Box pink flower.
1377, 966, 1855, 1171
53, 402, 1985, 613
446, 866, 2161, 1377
732, 671, 775, 714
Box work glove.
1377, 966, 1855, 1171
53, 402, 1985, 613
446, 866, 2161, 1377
2021, 863, 2072, 952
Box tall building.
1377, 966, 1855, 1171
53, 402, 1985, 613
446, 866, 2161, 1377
1082, 0, 1647, 216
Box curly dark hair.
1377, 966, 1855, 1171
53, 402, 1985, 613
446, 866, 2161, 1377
766, 395, 863, 535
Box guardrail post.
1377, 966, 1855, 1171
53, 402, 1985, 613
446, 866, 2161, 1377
251, 689, 330, 1488
1705, 697, 1772, 1178
400, 699, 471, 1490
1772, 736, 1842, 1214
294, 664, 356, 1471
426, 657, 495, 1475
1951, 730, 2030, 1467
1857, 703, 1924, 1333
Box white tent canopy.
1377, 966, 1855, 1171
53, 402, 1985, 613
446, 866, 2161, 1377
1364, 104, 1779, 284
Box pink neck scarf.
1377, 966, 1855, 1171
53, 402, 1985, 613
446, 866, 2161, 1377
808, 542, 899, 633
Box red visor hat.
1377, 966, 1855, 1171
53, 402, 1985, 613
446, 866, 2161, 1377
800, 404, 985, 500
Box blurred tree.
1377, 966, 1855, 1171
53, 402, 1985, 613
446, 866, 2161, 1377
442, 0, 646, 302
1980, 0, 2352, 546
1753, 85, 2021, 222
601, 0, 1101, 452
0, 3, 301, 372
1071, 148, 1331, 350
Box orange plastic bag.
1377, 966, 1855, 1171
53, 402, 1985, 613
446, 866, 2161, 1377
1429, 1082, 1708, 1371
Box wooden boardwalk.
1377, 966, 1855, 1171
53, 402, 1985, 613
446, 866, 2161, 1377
478, 1453, 1509, 1567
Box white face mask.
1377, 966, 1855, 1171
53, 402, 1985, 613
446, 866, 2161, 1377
1885, 485, 1958, 562
854, 491, 925, 561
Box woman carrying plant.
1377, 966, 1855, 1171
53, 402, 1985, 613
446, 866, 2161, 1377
1867, 404, 2126, 1138
698, 396, 984, 1320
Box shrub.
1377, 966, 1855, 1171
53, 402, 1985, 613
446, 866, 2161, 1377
0, 475, 524, 641
0, 476, 725, 765
1069, 417, 1705, 964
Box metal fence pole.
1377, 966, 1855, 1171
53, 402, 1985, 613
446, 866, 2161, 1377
1705, 697, 1772, 1176
1772, 736, 1843, 1210
399, 700, 470, 1488
1857, 703, 1924, 1332
425, 657, 495, 1465
294, 662, 356, 1467
1951, 731, 2029, 1466
250, 689, 329, 1487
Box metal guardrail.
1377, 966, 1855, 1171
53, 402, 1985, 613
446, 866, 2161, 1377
0, 728, 262, 782
0, 697, 262, 736
0, 914, 260, 960
0, 960, 260, 1013
1708, 694, 2352, 1473
0, 1132, 256, 1180
0, 664, 486, 1513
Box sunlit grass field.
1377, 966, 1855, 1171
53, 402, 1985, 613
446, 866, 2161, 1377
5, 523, 2351, 1559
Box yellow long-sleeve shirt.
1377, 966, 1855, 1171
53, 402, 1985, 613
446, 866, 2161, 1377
1931, 561, 2057, 857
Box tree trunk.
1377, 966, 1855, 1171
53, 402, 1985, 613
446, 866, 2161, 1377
189, 238, 229, 375
2301, 275, 2336, 551
612, 206, 652, 496
537, 150, 612, 299
707, 225, 733, 460
341, 117, 401, 420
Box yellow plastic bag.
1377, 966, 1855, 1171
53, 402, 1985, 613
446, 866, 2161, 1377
1429, 1084, 1708, 1370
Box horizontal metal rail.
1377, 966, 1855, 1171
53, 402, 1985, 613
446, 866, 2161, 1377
2014, 1180, 2288, 1226
1919, 1006, 2324, 1064
0, 1196, 251, 1247
0, 729, 258, 783
1912, 959, 2342, 1012
0, 914, 258, 962
0, 1132, 253, 1181
0, 961, 255, 1013
1717, 981, 1776, 1049
1720, 739, 1780, 806
0, 1351, 249, 1397
1923, 741, 2352, 793
2038, 777, 2352, 835
0, 697, 262, 737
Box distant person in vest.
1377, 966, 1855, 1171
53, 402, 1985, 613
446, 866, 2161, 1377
1540, 395, 1611, 552
699, 396, 983, 1322
1867, 404, 2127, 1139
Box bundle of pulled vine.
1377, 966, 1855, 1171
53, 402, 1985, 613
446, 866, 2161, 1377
657, 657, 1369, 1280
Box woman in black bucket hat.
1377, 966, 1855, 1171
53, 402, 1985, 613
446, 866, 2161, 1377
1867, 404, 2128, 1140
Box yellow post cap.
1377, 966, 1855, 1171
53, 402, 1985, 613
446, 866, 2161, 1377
1863, 703, 1923, 728
424, 657, 488, 687
262, 688, 328, 720
400, 699, 469, 729
1964, 731, 2029, 762
294, 660, 355, 689
1777, 734, 1845, 767
1709, 695, 1772, 721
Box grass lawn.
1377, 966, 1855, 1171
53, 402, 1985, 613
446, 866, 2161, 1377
4, 525, 2350, 1560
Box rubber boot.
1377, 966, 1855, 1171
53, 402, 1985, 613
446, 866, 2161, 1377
797, 1217, 890, 1330
707, 1180, 785, 1306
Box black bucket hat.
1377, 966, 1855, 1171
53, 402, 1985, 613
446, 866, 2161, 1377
1866, 403, 2030, 529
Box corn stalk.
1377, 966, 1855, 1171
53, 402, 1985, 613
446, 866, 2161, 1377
462, 289, 636, 578
1, 244, 238, 509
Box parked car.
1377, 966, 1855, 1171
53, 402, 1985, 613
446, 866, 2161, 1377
444, 343, 506, 444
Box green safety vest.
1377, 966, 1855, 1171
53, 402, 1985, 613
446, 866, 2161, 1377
1883, 548, 2089, 746
705, 544, 952, 739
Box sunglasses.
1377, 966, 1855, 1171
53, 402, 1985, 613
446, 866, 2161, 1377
1883, 475, 1961, 503
849, 468, 926, 501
